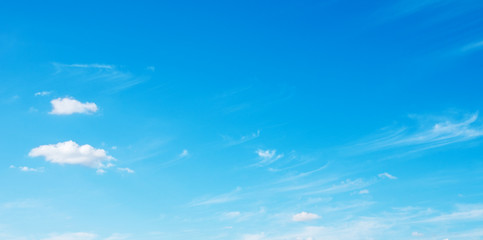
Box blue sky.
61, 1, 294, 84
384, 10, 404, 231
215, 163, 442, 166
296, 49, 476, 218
1, 0, 483, 239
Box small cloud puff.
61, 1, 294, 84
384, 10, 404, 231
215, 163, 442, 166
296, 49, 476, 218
179, 149, 189, 158
292, 211, 321, 222
50, 97, 98, 115
29, 140, 114, 171
35, 91, 51, 96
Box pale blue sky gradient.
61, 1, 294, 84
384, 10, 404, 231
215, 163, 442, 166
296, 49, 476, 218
1, 0, 483, 239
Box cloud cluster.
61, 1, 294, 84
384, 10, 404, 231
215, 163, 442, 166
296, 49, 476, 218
255, 149, 283, 166
29, 140, 114, 170
50, 97, 98, 115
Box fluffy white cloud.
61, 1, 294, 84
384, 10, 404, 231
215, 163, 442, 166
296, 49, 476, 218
292, 212, 321, 222
29, 140, 114, 169
49, 97, 98, 115
378, 172, 397, 180
42, 232, 97, 240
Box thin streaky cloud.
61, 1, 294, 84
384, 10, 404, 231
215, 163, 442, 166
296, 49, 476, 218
421, 205, 483, 223
189, 187, 241, 207
378, 172, 397, 180
222, 130, 260, 146
52, 62, 148, 93
460, 40, 483, 53
54, 63, 114, 69
349, 113, 483, 154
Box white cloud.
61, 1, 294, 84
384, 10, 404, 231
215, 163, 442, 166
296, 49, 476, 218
223, 211, 241, 218
49, 97, 98, 115
52, 62, 146, 93
19, 166, 43, 172
104, 233, 130, 240
292, 212, 321, 222
351, 113, 483, 155
58, 63, 114, 69
422, 205, 483, 222
146, 66, 155, 72
412, 231, 424, 236
255, 149, 283, 166
35, 91, 51, 96
118, 167, 134, 173
378, 172, 397, 180
243, 232, 265, 240
29, 140, 114, 170
359, 189, 369, 194
42, 232, 97, 240
179, 149, 189, 158
9, 165, 43, 172
190, 187, 241, 206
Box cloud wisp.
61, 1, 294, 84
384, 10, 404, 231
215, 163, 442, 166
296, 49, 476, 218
349, 113, 483, 155
254, 149, 284, 167
189, 187, 241, 207
52, 62, 147, 93
49, 97, 98, 115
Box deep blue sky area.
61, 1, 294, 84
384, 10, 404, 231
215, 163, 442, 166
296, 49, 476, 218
1, 1, 483, 240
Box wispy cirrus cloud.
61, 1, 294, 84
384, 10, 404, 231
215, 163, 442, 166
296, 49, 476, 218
460, 40, 483, 53
349, 112, 483, 155
421, 204, 483, 223
378, 172, 397, 180
9, 165, 44, 172
254, 149, 283, 167
189, 187, 241, 206
222, 130, 260, 146
52, 62, 148, 93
